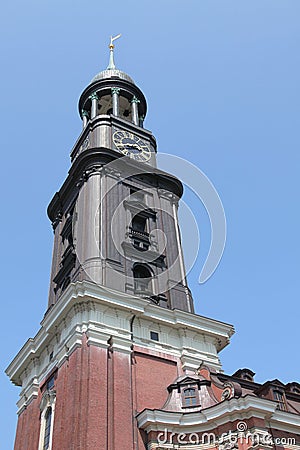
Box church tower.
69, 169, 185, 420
6, 38, 235, 450
47, 35, 195, 314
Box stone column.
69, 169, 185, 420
139, 114, 145, 128
81, 109, 89, 128
111, 87, 120, 116
131, 96, 140, 126
90, 92, 99, 119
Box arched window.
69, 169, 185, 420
182, 388, 198, 407
43, 407, 52, 449
39, 388, 56, 450
130, 213, 150, 250
133, 264, 152, 294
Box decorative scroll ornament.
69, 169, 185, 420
221, 381, 242, 401
221, 385, 233, 401
76, 165, 104, 189
157, 188, 179, 203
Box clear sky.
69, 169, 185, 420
1, 0, 300, 447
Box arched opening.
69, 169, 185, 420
133, 264, 152, 295
84, 90, 135, 122
130, 213, 150, 251
131, 214, 147, 233
119, 95, 133, 122
97, 94, 113, 115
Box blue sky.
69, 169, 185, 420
1, 1, 300, 447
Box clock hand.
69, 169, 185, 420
125, 143, 140, 149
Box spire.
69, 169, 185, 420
107, 34, 121, 70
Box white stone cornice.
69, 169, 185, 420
138, 395, 300, 437
142, 303, 234, 351
269, 409, 300, 434
110, 335, 133, 354
41, 282, 234, 347
16, 379, 39, 415
180, 352, 220, 373
56, 328, 83, 368
6, 281, 234, 388
137, 396, 280, 433
85, 329, 111, 349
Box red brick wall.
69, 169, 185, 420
52, 336, 108, 449
133, 349, 178, 411
133, 348, 179, 449
14, 338, 180, 450
14, 337, 109, 450
14, 396, 41, 450
15, 339, 299, 450
110, 349, 134, 449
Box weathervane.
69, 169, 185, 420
107, 34, 121, 70
109, 34, 121, 49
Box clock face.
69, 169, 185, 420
112, 130, 151, 162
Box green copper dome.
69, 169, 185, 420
89, 35, 135, 86
78, 36, 147, 122
90, 68, 135, 85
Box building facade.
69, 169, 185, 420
6, 41, 300, 450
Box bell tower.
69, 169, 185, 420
47, 35, 194, 313
78, 35, 153, 164
6, 39, 234, 450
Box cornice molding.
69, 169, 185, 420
48, 146, 184, 224
137, 395, 282, 432
6, 281, 234, 390
16, 379, 39, 415
269, 409, 300, 433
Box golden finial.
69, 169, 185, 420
107, 34, 121, 69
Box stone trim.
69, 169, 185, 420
137, 395, 278, 432
6, 281, 234, 408
137, 395, 300, 445
38, 390, 56, 450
